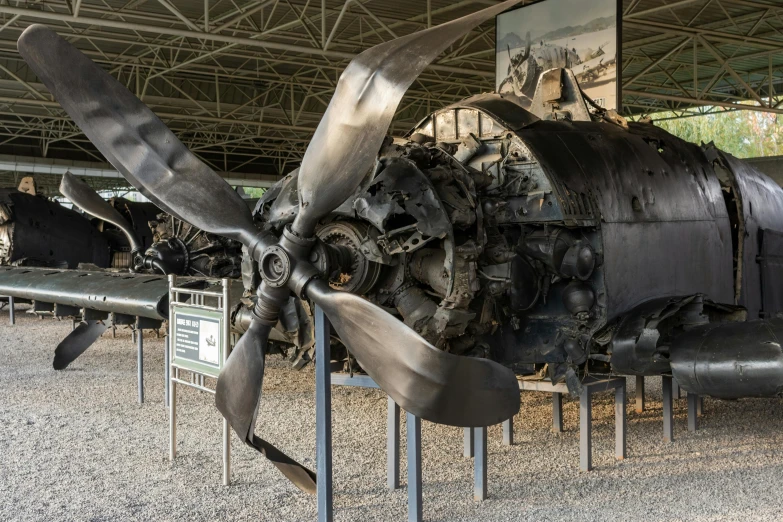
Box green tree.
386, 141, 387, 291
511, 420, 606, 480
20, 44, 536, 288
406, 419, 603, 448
654, 107, 782, 159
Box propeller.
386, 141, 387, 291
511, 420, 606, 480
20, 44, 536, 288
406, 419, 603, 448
19, 0, 524, 492
53, 320, 109, 370
59, 172, 144, 264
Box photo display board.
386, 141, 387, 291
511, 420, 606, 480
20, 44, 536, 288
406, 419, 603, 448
496, 0, 621, 110
171, 307, 223, 377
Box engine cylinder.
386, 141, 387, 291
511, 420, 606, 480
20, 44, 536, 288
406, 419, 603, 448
670, 318, 783, 399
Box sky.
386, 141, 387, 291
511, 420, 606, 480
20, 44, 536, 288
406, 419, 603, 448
497, 0, 617, 42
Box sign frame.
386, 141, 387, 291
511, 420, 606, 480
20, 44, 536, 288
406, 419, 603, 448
171, 305, 224, 378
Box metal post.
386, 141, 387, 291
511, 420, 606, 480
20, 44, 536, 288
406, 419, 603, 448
222, 278, 231, 486
137, 325, 144, 404
697, 396, 704, 416
169, 376, 177, 461
387, 397, 400, 490
673, 377, 681, 399
315, 306, 333, 522
579, 388, 592, 472
635, 375, 645, 413
8, 295, 13, 325
553, 392, 564, 433
662, 375, 674, 442
164, 335, 170, 408
687, 392, 699, 432
168, 275, 176, 461
615, 383, 626, 460
502, 418, 513, 446
407, 412, 422, 522
463, 426, 474, 458
473, 426, 487, 501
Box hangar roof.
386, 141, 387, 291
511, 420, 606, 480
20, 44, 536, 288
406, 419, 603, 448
0, 0, 779, 191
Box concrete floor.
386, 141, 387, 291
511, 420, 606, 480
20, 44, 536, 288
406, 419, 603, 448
2, 305, 783, 521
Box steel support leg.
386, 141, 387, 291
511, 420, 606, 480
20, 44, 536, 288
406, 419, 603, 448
8, 296, 13, 325
580, 389, 592, 472
137, 327, 144, 404
615, 383, 627, 460
662, 375, 673, 443
222, 416, 231, 486
387, 397, 400, 490
673, 377, 681, 399
502, 418, 513, 446
463, 426, 474, 458
169, 374, 177, 461
164, 335, 170, 408
315, 307, 333, 522
687, 392, 699, 432
697, 396, 704, 416
553, 392, 564, 433
474, 426, 487, 501
407, 413, 422, 522
635, 375, 645, 413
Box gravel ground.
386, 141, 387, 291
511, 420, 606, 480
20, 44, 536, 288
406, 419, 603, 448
3, 306, 783, 521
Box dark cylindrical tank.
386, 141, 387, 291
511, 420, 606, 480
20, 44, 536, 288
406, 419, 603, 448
670, 318, 783, 399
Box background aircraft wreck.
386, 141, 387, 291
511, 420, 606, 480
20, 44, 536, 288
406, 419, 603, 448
3, 0, 783, 495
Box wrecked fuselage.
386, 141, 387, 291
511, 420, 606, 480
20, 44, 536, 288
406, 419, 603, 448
0, 188, 110, 268
248, 90, 783, 398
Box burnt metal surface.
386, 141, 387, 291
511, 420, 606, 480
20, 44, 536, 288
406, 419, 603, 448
712, 150, 783, 319
0, 188, 110, 268
671, 317, 783, 398
518, 121, 734, 318
759, 229, 783, 316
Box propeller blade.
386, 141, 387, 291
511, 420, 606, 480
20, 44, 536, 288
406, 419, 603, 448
17, 25, 263, 251
306, 279, 520, 427
60, 172, 142, 254
293, 0, 524, 237
53, 320, 109, 370
215, 319, 316, 493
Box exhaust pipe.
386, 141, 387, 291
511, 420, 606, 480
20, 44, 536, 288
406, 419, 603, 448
670, 318, 783, 399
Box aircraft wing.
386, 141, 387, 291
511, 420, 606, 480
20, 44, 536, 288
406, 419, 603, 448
0, 266, 226, 320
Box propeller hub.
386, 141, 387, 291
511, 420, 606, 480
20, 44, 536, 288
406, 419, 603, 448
259, 245, 291, 288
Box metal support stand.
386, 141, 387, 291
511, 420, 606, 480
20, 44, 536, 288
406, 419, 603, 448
553, 392, 564, 433
407, 413, 422, 522
579, 388, 592, 472
8, 295, 13, 325
502, 418, 513, 446
387, 397, 400, 490
164, 335, 170, 408
473, 426, 487, 501
635, 375, 645, 413
137, 326, 144, 404
331, 373, 427, 518
662, 375, 674, 443
518, 377, 626, 471
168, 275, 232, 486
697, 396, 704, 416
687, 392, 699, 432
315, 306, 333, 522
615, 384, 627, 460
221, 281, 231, 487
463, 427, 474, 457
673, 378, 682, 400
